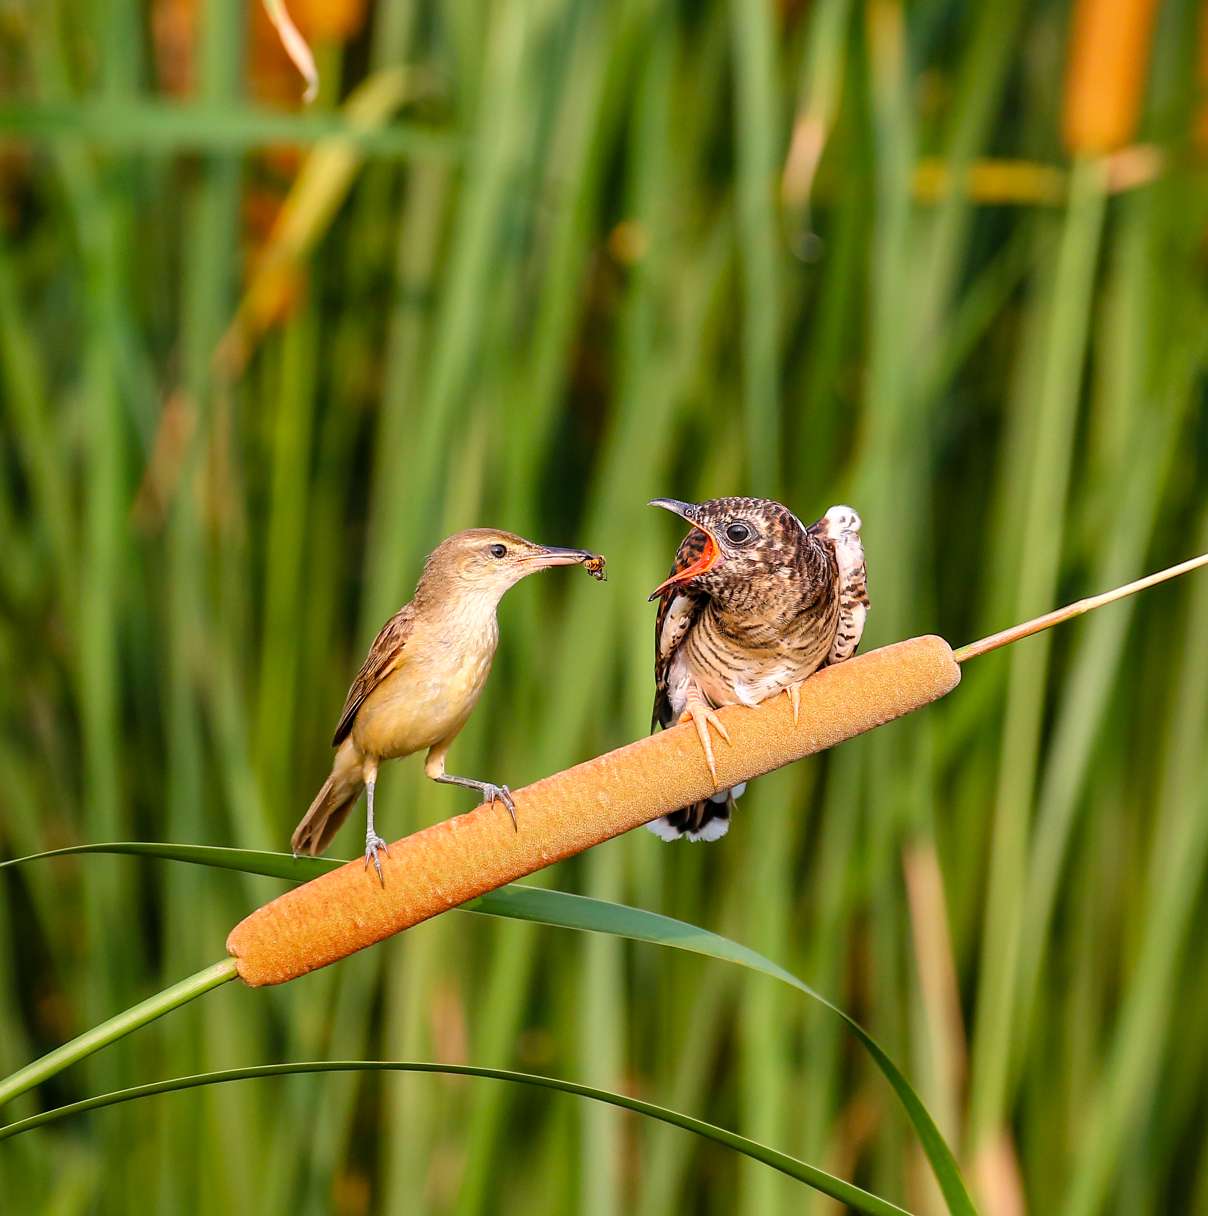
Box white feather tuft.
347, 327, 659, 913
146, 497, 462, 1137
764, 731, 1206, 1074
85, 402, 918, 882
822, 504, 862, 537
708, 782, 746, 804
645, 817, 686, 842
686, 816, 731, 842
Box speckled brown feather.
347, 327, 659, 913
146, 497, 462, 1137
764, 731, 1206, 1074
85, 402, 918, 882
807, 509, 869, 667
331, 605, 416, 746
651, 529, 711, 731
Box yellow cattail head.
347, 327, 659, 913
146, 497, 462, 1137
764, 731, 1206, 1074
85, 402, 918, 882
1063, 0, 1161, 155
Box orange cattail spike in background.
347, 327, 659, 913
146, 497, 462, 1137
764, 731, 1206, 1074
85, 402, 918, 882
227, 636, 961, 987
1063, 0, 1162, 155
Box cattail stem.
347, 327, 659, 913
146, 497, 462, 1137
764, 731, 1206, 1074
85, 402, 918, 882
261, 0, 318, 103
0, 959, 237, 1111
952, 552, 1208, 663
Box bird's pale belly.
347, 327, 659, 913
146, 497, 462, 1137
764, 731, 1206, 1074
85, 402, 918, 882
670, 635, 831, 714
352, 650, 493, 760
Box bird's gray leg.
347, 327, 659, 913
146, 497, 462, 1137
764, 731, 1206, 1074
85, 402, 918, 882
362, 760, 389, 885
425, 744, 517, 829
435, 774, 518, 828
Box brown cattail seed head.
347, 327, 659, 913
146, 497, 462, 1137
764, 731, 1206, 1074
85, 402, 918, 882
227, 636, 960, 987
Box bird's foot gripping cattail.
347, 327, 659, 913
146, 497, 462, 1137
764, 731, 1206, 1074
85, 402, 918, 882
646, 496, 868, 842
363, 831, 391, 883
432, 775, 517, 828
678, 698, 731, 784
361, 769, 392, 884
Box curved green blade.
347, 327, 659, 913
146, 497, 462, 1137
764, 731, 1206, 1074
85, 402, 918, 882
0, 1060, 911, 1216
2, 842, 976, 1215
0, 841, 341, 881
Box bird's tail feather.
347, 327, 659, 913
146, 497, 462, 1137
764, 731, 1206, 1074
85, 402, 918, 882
291, 740, 365, 857
646, 782, 747, 842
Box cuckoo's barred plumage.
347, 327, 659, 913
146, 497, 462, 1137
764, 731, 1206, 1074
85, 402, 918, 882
647, 497, 868, 841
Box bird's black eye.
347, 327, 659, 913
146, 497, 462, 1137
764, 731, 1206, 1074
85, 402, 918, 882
489, 543, 507, 559
725, 521, 752, 545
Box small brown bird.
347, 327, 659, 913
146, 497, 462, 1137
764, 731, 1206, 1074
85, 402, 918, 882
291, 529, 598, 880
647, 496, 868, 841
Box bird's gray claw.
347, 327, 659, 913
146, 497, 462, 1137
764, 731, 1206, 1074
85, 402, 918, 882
484, 783, 518, 830
363, 833, 390, 886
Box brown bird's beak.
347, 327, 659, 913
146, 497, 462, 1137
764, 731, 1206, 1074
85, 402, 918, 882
647, 498, 721, 601
528, 545, 597, 568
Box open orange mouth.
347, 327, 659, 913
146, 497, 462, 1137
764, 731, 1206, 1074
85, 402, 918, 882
647, 529, 720, 600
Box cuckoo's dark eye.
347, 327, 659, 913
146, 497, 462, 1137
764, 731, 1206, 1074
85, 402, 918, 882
489, 543, 507, 559
724, 521, 753, 545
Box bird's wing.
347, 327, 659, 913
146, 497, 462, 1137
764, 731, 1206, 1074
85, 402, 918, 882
331, 604, 416, 746
809, 506, 869, 665
651, 530, 710, 730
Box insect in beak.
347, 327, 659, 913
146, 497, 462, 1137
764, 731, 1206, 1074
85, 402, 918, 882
530, 546, 598, 568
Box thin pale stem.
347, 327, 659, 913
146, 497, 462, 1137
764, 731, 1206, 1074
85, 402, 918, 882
0, 957, 238, 1111
261, 0, 317, 102
953, 552, 1208, 663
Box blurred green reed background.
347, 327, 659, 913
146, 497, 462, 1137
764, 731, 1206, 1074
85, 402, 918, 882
2, 0, 1208, 1212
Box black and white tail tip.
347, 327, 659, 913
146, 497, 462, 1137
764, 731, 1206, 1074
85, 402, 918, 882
646, 783, 747, 842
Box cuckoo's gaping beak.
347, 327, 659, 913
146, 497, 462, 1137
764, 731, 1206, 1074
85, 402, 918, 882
647, 499, 721, 601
